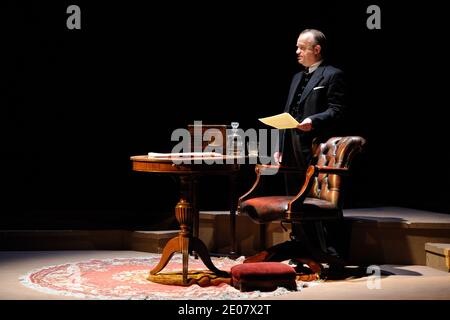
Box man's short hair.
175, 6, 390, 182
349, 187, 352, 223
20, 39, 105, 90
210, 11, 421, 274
300, 29, 327, 58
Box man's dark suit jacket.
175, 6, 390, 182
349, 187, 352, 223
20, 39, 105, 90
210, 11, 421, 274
279, 63, 347, 161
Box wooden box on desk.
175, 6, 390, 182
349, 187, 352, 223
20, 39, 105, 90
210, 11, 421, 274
425, 243, 450, 272
188, 124, 228, 154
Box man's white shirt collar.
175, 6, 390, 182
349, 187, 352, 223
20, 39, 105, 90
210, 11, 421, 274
306, 60, 323, 73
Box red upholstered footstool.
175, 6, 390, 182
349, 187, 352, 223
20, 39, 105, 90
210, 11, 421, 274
230, 262, 297, 292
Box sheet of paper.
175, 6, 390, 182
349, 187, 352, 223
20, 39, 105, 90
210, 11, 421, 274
148, 152, 222, 158
258, 112, 300, 129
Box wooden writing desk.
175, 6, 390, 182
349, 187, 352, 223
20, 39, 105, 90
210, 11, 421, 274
130, 155, 241, 284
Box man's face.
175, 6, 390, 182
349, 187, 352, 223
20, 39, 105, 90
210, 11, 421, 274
296, 32, 321, 67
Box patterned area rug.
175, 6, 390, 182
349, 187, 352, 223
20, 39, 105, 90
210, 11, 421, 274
19, 254, 320, 300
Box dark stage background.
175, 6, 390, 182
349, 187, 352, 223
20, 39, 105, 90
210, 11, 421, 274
1, 1, 449, 229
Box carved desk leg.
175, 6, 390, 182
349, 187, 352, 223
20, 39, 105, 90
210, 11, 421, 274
150, 176, 193, 284
149, 196, 193, 284
149, 175, 227, 284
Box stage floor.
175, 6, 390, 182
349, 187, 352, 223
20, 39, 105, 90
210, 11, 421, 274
0, 250, 449, 300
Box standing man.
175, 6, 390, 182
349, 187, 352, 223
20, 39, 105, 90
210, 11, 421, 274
275, 29, 347, 185
243, 29, 349, 265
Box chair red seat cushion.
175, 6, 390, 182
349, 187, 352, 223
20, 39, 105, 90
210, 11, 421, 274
241, 196, 341, 223
230, 262, 297, 292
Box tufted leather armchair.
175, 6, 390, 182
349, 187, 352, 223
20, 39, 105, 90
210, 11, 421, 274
238, 136, 366, 260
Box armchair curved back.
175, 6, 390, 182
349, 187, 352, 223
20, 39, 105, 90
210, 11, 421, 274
309, 136, 367, 208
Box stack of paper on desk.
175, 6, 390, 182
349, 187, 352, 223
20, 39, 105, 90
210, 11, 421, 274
148, 152, 222, 158
258, 112, 300, 129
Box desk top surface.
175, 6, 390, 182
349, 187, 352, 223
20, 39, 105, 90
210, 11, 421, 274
130, 155, 245, 162
130, 155, 244, 174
